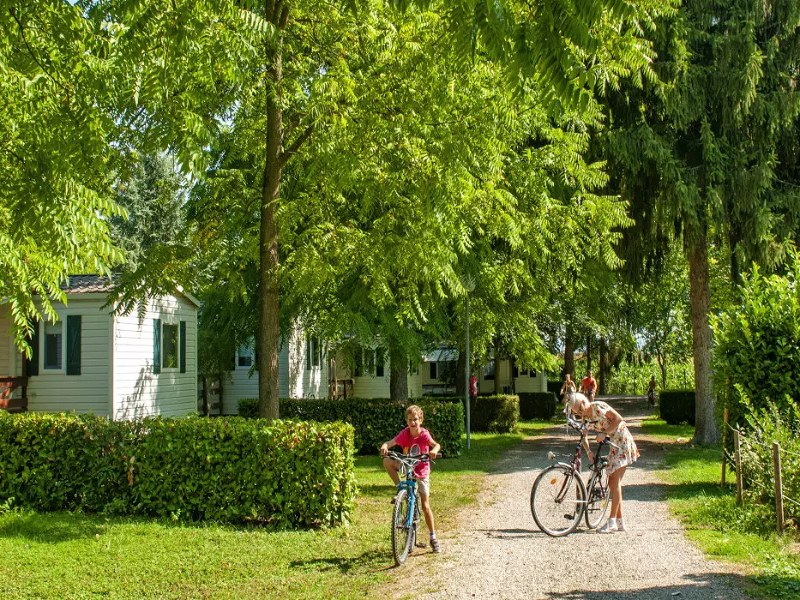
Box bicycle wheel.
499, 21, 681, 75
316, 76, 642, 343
392, 489, 413, 565
530, 464, 586, 537
584, 467, 612, 530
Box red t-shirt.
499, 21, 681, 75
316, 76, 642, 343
581, 376, 597, 393
394, 426, 434, 478
469, 376, 478, 397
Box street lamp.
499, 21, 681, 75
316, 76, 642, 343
462, 276, 475, 450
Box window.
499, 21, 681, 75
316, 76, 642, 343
354, 348, 363, 377
376, 348, 384, 377
162, 324, 179, 369
430, 361, 438, 380
483, 361, 495, 380
306, 337, 321, 370
366, 348, 375, 374
44, 321, 63, 370
409, 360, 419, 375
237, 345, 253, 368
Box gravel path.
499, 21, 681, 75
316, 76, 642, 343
415, 396, 748, 600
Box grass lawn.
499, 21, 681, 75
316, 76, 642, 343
0, 420, 553, 599
653, 423, 800, 599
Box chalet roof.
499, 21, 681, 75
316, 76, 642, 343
61, 274, 115, 293
424, 348, 458, 362
58, 274, 200, 308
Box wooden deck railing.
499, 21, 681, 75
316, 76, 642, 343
0, 376, 28, 413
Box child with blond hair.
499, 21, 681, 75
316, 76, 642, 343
380, 405, 442, 553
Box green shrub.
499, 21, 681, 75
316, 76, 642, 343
712, 254, 800, 426
518, 392, 558, 420
738, 396, 800, 527
0, 412, 356, 528
659, 390, 695, 425
239, 397, 464, 457
435, 395, 518, 433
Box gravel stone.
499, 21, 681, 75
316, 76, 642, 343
416, 396, 748, 600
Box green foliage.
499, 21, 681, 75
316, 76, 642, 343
713, 252, 800, 426
607, 359, 694, 394
518, 392, 558, 420
239, 397, 464, 457
436, 395, 519, 433
0, 412, 355, 528
659, 390, 696, 426
738, 397, 800, 529
108, 154, 194, 315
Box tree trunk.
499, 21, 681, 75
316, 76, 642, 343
389, 346, 408, 401
687, 234, 719, 444
585, 335, 592, 374
564, 324, 575, 380
257, 7, 286, 421
598, 337, 607, 395
493, 336, 501, 395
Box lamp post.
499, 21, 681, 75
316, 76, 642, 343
462, 276, 475, 450
465, 293, 471, 450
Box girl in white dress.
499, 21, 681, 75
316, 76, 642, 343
568, 395, 640, 533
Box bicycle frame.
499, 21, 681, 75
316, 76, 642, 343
547, 418, 611, 506
397, 478, 418, 528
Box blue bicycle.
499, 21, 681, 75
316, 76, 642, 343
386, 451, 430, 565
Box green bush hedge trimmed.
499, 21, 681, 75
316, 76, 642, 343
239, 398, 464, 457
659, 390, 696, 425
435, 395, 519, 433
518, 392, 558, 420
0, 412, 355, 528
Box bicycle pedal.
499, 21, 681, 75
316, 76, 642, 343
563, 514, 575, 519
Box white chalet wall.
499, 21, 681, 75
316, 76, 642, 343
113, 295, 197, 420
24, 296, 113, 416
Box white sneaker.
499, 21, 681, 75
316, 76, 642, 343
597, 520, 617, 533
616, 519, 626, 532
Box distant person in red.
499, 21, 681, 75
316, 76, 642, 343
581, 370, 597, 400
469, 375, 478, 400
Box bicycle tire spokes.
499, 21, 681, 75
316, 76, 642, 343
530, 465, 586, 537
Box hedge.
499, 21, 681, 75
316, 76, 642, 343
239, 398, 464, 456
435, 395, 519, 433
0, 412, 356, 528
659, 390, 696, 425
518, 392, 558, 420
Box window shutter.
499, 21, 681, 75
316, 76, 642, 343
153, 319, 161, 374
25, 320, 40, 376
179, 321, 187, 373
66, 315, 82, 376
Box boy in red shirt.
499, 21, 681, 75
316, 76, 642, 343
381, 405, 442, 553
581, 370, 597, 400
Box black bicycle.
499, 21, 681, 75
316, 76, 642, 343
385, 451, 430, 565
530, 417, 615, 536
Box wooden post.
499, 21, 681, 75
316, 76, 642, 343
721, 408, 729, 486
201, 376, 209, 417
734, 428, 743, 505
773, 442, 784, 534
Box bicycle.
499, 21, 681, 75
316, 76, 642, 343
530, 417, 616, 537
647, 389, 656, 407
385, 451, 430, 565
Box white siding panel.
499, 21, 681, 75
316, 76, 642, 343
113, 295, 197, 420
26, 299, 112, 416
288, 326, 328, 399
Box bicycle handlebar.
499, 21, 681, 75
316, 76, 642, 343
385, 451, 433, 467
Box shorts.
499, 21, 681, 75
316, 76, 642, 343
416, 475, 430, 499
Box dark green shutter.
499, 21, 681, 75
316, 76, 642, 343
153, 319, 161, 374
25, 320, 40, 376
179, 321, 186, 373
66, 315, 81, 376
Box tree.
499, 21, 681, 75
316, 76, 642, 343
109, 154, 194, 314
602, 0, 800, 443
